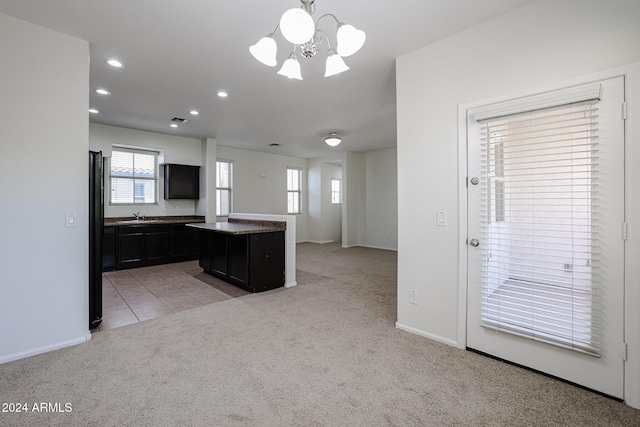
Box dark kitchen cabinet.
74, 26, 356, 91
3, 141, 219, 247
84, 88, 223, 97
211, 233, 229, 276
249, 232, 285, 292
198, 231, 211, 272
102, 226, 116, 271
228, 235, 249, 285
145, 226, 170, 265
163, 164, 200, 200
170, 224, 199, 262
117, 229, 146, 269
115, 224, 194, 270
199, 231, 285, 292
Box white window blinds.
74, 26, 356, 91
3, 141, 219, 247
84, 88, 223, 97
110, 147, 158, 204
216, 161, 233, 216
478, 97, 601, 356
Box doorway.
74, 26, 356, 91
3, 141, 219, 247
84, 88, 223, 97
465, 77, 625, 398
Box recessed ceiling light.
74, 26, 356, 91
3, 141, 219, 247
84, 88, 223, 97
106, 59, 124, 68
89, 108, 99, 114
189, 110, 199, 115
95, 88, 111, 95
217, 91, 228, 98
170, 123, 179, 128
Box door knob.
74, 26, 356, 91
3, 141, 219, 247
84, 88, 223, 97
469, 238, 480, 247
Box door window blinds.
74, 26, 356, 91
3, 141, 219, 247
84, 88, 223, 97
476, 86, 602, 356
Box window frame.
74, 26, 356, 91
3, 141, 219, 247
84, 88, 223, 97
287, 167, 302, 214
216, 160, 233, 217
109, 146, 159, 206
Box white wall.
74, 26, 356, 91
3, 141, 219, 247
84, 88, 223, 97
89, 123, 203, 218
341, 149, 398, 250
396, 0, 640, 406
216, 146, 308, 242
0, 13, 90, 363
198, 138, 217, 222
342, 152, 366, 248
323, 163, 342, 243
364, 148, 397, 250
307, 158, 342, 243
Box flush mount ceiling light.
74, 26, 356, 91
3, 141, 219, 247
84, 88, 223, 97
106, 58, 124, 68
324, 132, 342, 147
250, 0, 365, 80
95, 88, 111, 95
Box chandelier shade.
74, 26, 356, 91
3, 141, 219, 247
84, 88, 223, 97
279, 8, 315, 45
277, 52, 303, 80
336, 24, 366, 57
250, 0, 365, 80
324, 49, 349, 77
249, 34, 278, 66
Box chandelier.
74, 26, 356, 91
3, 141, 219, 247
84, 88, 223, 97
249, 0, 366, 80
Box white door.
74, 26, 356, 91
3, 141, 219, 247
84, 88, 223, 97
466, 77, 625, 398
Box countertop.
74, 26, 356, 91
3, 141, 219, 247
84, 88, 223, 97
187, 221, 285, 235
105, 215, 205, 227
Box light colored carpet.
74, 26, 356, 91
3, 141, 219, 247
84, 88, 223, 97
1, 242, 638, 426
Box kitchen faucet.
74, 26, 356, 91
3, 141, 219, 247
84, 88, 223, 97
133, 212, 144, 220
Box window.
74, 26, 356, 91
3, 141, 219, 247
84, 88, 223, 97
287, 167, 302, 214
110, 147, 158, 204
331, 178, 342, 204
479, 97, 601, 355
216, 161, 233, 216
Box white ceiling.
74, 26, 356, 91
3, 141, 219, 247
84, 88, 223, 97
0, 0, 534, 158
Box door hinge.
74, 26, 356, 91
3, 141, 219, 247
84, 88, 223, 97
622, 102, 627, 120
623, 222, 628, 240
623, 342, 628, 361
466, 177, 468, 188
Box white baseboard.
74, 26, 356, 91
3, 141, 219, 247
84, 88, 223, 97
395, 322, 461, 348
357, 244, 398, 252
285, 281, 297, 288
0, 333, 92, 365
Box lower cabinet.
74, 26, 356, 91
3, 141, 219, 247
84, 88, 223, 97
102, 226, 116, 272
199, 231, 285, 292
115, 224, 199, 270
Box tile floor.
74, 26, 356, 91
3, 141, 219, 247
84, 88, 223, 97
96, 260, 249, 331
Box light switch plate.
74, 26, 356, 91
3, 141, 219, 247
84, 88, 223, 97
437, 211, 447, 226
66, 212, 78, 228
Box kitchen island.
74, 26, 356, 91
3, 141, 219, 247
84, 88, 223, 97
188, 219, 286, 293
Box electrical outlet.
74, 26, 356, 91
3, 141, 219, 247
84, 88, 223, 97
409, 289, 417, 305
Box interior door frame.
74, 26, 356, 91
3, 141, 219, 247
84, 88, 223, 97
456, 63, 640, 408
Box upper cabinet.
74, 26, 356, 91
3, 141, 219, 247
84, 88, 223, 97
163, 164, 200, 199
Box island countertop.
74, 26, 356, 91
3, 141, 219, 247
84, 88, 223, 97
187, 221, 285, 235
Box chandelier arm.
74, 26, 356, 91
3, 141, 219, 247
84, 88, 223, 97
315, 13, 340, 28
316, 29, 333, 50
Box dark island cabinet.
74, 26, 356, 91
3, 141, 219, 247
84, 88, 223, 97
199, 231, 284, 293
102, 226, 116, 272
115, 224, 199, 270
170, 224, 199, 262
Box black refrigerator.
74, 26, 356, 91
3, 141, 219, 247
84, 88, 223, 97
89, 151, 103, 329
